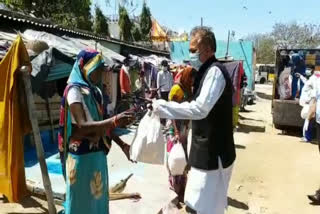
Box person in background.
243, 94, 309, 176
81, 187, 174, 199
157, 60, 174, 101
151, 26, 236, 214
291, 53, 306, 99
166, 67, 196, 202
307, 68, 320, 204
58, 50, 134, 214
240, 72, 248, 112
297, 65, 315, 142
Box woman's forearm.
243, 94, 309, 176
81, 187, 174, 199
72, 118, 115, 138
110, 132, 126, 149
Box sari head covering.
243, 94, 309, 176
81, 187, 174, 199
169, 67, 195, 102
179, 66, 196, 97
68, 49, 105, 86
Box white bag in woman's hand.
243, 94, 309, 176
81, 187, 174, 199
168, 143, 187, 176
130, 111, 165, 165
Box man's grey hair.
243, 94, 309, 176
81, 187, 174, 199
190, 26, 217, 53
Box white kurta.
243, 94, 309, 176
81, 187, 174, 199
153, 65, 234, 214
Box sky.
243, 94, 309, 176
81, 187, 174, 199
95, 0, 320, 40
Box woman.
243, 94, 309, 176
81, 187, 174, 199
166, 66, 195, 202
58, 50, 134, 214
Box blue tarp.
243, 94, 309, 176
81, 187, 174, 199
170, 40, 254, 90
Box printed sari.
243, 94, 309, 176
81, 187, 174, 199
58, 50, 111, 214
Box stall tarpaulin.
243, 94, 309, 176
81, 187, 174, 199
0, 36, 31, 202
22, 29, 125, 65
170, 40, 254, 90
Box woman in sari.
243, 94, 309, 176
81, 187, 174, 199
58, 50, 134, 214
166, 66, 195, 202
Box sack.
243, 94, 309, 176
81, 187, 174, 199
278, 67, 292, 100
167, 143, 187, 176
130, 111, 165, 165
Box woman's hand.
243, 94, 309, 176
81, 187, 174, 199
116, 112, 135, 127
121, 144, 136, 163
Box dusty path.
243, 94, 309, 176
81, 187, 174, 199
227, 84, 320, 214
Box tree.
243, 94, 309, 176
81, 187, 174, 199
244, 22, 320, 64
94, 6, 110, 36
140, 1, 152, 41
272, 22, 320, 49
118, 5, 132, 41
244, 33, 276, 64
2, 0, 93, 31
132, 24, 142, 41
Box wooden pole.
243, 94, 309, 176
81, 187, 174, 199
20, 66, 57, 214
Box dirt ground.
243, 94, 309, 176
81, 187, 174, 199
1, 84, 320, 214
227, 84, 320, 214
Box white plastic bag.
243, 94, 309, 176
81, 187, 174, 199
167, 143, 187, 176
130, 111, 165, 165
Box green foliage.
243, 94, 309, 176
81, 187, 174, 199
139, 1, 152, 41
119, 5, 132, 41
2, 0, 93, 31
132, 24, 142, 41
94, 6, 110, 36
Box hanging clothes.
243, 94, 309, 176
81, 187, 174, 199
119, 65, 131, 95
0, 36, 31, 202
143, 62, 158, 89
224, 61, 244, 106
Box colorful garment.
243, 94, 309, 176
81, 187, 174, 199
58, 50, 110, 214
119, 65, 131, 95
0, 36, 31, 202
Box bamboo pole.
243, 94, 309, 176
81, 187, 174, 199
20, 66, 57, 214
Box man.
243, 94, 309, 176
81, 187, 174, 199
297, 66, 315, 142
157, 60, 174, 100
307, 69, 320, 204
152, 26, 236, 214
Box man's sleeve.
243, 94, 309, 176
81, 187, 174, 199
153, 66, 226, 120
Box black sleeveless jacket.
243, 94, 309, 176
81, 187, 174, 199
188, 56, 236, 170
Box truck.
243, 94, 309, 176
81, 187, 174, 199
272, 49, 320, 130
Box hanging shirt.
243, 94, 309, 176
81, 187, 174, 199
119, 65, 131, 95
157, 70, 174, 92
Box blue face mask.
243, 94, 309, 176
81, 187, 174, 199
189, 52, 203, 71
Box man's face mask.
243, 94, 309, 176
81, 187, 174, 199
189, 52, 203, 71
163, 66, 168, 72
306, 69, 312, 76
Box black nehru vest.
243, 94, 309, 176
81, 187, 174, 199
188, 56, 236, 170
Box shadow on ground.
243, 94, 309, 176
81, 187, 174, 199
237, 123, 266, 133
235, 144, 246, 149
239, 115, 263, 123
256, 91, 273, 100
1, 194, 49, 214
228, 197, 249, 210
